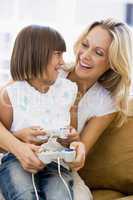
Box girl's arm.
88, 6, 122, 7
13, 127, 48, 145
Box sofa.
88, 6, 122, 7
79, 98, 133, 200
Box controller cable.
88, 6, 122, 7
57, 157, 73, 200
31, 157, 73, 200
32, 173, 39, 200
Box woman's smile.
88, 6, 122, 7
79, 60, 93, 70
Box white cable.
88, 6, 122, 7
32, 173, 40, 200
57, 157, 73, 200
31, 159, 72, 200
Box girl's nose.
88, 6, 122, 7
60, 55, 65, 65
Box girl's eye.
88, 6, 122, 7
54, 51, 61, 56
54, 52, 59, 54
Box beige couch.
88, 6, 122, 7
79, 98, 133, 200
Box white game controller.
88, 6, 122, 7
37, 127, 69, 141
38, 148, 76, 164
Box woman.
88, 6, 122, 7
64, 18, 132, 157
0, 18, 132, 199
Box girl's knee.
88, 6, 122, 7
10, 189, 36, 200
1, 186, 37, 200
45, 178, 73, 200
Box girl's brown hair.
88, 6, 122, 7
11, 25, 66, 80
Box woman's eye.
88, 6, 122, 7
96, 50, 104, 56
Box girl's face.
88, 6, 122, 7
75, 26, 112, 82
43, 51, 64, 83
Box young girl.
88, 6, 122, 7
0, 25, 90, 200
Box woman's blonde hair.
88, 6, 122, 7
74, 18, 133, 126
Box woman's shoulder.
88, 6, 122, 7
85, 82, 116, 109
88, 82, 111, 99
81, 82, 117, 117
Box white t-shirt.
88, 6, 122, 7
6, 77, 77, 133
59, 69, 117, 132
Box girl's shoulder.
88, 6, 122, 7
54, 77, 78, 107
5, 80, 25, 90
56, 76, 77, 94
0, 80, 14, 91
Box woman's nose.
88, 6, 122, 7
81, 49, 92, 60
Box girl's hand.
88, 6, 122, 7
68, 141, 86, 171
14, 126, 48, 145
57, 127, 80, 147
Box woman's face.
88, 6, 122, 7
43, 51, 64, 83
75, 26, 112, 82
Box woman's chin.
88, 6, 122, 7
75, 67, 89, 79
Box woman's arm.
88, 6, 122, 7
69, 141, 86, 171
80, 112, 116, 155
65, 113, 116, 171
0, 88, 13, 129
0, 88, 44, 173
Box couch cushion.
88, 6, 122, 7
79, 116, 133, 194
127, 97, 133, 116
92, 189, 124, 200
116, 196, 133, 200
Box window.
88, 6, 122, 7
126, 3, 133, 26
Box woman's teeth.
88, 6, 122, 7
80, 61, 92, 69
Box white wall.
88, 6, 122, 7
0, 0, 132, 85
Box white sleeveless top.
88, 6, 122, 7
59, 70, 117, 132
6, 77, 77, 133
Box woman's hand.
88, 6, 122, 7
68, 141, 86, 171
57, 127, 80, 147
14, 126, 48, 145
14, 141, 45, 174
